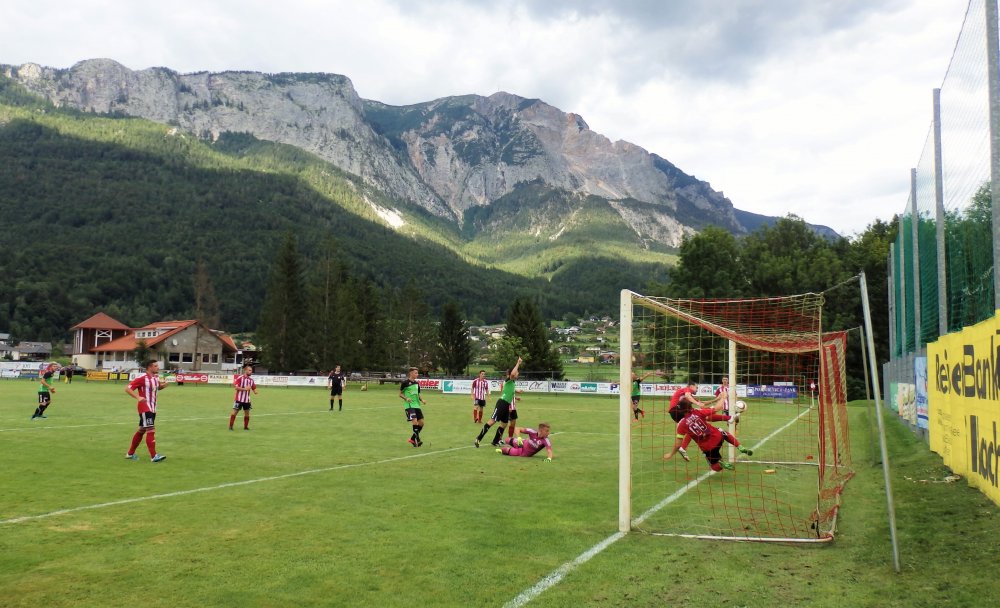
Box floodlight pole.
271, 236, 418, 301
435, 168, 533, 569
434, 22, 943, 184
860, 271, 901, 572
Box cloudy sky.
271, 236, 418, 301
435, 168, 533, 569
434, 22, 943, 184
2, 0, 974, 236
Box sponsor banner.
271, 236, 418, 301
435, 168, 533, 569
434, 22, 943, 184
440, 379, 618, 395
914, 357, 929, 429
1, 369, 20, 378
257, 376, 289, 387
927, 313, 1000, 504
441, 380, 473, 394
287, 376, 325, 387
896, 383, 916, 425
0, 362, 54, 372
518, 380, 549, 393
746, 385, 799, 399
87, 371, 110, 381
176, 373, 209, 384
418, 378, 441, 390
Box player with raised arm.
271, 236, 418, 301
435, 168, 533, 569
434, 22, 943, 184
668, 380, 723, 422
399, 367, 426, 447
496, 423, 554, 461
229, 364, 259, 431
474, 357, 522, 448
327, 364, 346, 411
30, 363, 58, 420
630, 369, 664, 420
124, 359, 167, 462
470, 369, 490, 423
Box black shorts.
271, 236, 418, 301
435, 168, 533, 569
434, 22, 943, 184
138, 411, 156, 429
473, 398, 486, 407
669, 407, 683, 423
631, 396, 641, 406
489, 399, 512, 424
405, 407, 424, 422
233, 401, 252, 411
38, 393, 51, 405
509, 408, 518, 421
330, 386, 343, 396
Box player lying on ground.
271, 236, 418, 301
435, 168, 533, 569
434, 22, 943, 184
495, 424, 553, 461
662, 401, 751, 471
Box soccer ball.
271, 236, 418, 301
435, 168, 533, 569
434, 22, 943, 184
735, 400, 747, 412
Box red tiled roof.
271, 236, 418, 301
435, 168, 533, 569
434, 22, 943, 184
92, 320, 237, 353
71, 312, 131, 331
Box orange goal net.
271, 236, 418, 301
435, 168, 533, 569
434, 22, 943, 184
618, 290, 854, 542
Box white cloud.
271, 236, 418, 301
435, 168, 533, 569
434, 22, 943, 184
0, 0, 974, 235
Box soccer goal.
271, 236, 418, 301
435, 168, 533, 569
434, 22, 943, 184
618, 290, 854, 542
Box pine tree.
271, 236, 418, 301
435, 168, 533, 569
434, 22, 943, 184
258, 233, 308, 372
505, 296, 563, 379
193, 258, 221, 328
437, 301, 472, 376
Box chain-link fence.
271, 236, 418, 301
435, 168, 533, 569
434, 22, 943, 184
890, 0, 998, 360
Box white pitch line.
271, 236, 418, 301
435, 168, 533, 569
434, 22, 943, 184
0, 405, 401, 433
503, 407, 812, 607
0, 445, 468, 526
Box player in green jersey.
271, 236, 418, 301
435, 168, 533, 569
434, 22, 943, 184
399, 367, 426, 446
31, 363, 58, 419
630, 370, 665, 420
475, 356, 522, 448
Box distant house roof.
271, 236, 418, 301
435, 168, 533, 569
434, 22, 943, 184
92, 320, 237, 353
17, 341, 53, 354
71, 312, 131, 331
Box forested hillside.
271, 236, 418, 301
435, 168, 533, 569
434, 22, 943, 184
0, 76, 669, 341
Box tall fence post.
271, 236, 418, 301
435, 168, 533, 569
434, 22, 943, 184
897, 213, 907, 354
986, 0, 1000, 310
910, 169, 922, 348
933, 88, 948, 335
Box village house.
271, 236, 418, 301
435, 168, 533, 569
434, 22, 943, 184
70, 313, 238, 371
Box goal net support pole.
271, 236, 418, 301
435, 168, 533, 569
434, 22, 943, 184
860, 271, 901, 572
618, 289, 634, 533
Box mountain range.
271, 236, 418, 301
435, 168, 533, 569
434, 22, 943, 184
0, 59, 837, 340
3, 59, 837, 251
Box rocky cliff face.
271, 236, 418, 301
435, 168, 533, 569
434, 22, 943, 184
3, 59, 816, 245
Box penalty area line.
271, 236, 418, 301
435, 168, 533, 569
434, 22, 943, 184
0, 446, 467, 526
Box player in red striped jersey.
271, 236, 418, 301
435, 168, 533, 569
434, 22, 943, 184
470, 370, 490, 423
662, 400, 752, 470
124, 359, 167, 462
230, 364, 259, 431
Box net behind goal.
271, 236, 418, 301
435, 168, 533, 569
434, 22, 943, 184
618, 290, 853, 542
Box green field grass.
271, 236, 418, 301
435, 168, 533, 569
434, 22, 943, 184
2, 379, 999, 607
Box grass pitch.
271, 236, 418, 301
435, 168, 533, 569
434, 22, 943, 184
2, 379, 999, 607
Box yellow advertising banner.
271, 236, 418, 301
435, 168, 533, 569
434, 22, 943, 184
927, 313, 1000, 504
86, 371, 110, 381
